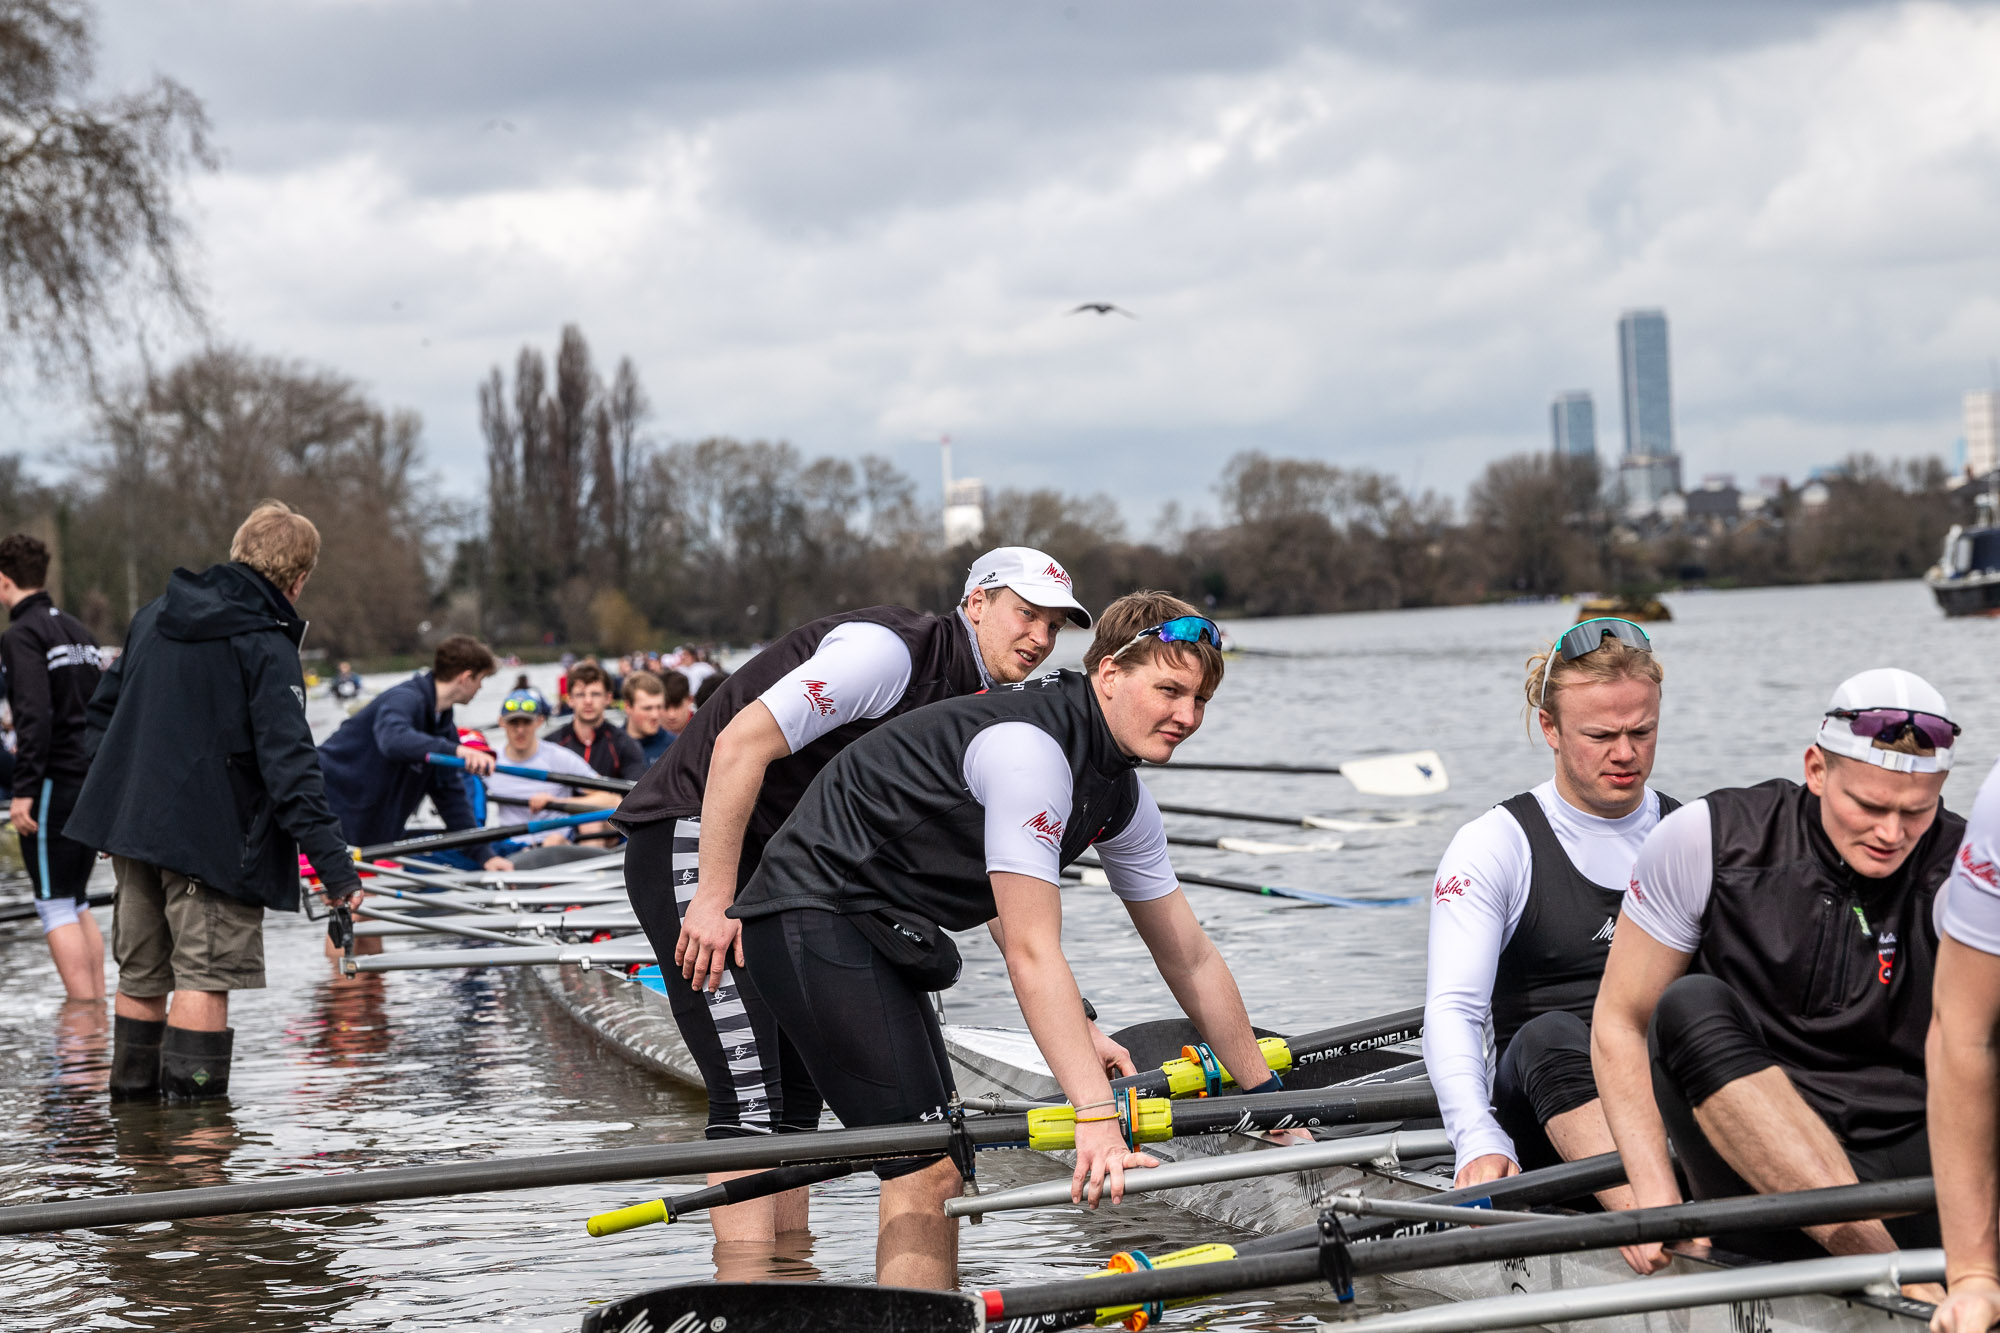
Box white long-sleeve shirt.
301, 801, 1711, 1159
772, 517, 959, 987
1422, 780, 1666, 1172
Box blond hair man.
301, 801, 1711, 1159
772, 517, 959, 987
71, 502, 365, 1101
1423, 618, 1668, 1209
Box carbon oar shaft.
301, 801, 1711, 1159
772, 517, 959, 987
426, 752, 635, 795
984, 1177, 1936, 1320
1108, 1005, 1424, 1098
0, 1087, 1425, 1236
356, 810, 603, 860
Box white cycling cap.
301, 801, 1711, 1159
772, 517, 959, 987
963, 547, 1091, 628
1815, 667, 1958, 773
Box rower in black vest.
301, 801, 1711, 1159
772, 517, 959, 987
610, 546, 1091, 1248
1597, 668, 1962, 1283
1423, 617, 1666, 1209
733, 592, 1281, 1289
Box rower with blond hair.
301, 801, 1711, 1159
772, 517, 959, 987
1423, 617, 1671, 1204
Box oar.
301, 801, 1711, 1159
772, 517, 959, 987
1165, 833, 1342, 855
354, 810, 607, 861
1157, 802, 1419, 833
0, 1083, 1435, 1236
426, 752, 635, 795
941, 1128, 1453, 1218
1147, 750, 1448, 796
1327, 1249, 1945, 1333
981, 1177, 1939, 1325
353, 909, 640, 938
346, 943, 659, 973
1070, 861, 1419, 909
1109, 1005, 1424, 1099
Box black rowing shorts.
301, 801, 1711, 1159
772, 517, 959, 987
624, 818, 822, 1139
21, 779, 94, 902
739, 907, 957, 1181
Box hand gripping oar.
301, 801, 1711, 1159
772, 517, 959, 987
354, 810, 607, 862
426, 752, 635, 795
0, 1084, 1436, 1237
1146, 749, 1449, 796
1069, 861, 1419, 909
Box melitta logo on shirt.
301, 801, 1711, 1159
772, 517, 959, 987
1433, 874, 1468, 903
1626, 875, 1647, 905
1592, 916, 1616, 943
1043, 562, 1072, 588
1960, 843, 2000, 889
1877, 930, 1899, 985
1023, 810, 1064, 849
801, 679, 836, 717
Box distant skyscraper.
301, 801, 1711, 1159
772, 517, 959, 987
1966, 390, 2000, 477
1618, 309, 1674, 457
1550, 391, 1597, 458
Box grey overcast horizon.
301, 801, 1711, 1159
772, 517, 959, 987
20, 0, 2000, 525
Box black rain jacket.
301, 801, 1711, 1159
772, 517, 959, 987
69, 563, 363, 908
0, 590, 103, 796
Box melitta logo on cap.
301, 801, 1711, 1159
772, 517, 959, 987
1043, 562, 1072, 588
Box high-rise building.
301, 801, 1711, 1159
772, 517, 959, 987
1550, 391, 1597, 457
1618, 309, 1674, 457
1966, 390, 2000, 477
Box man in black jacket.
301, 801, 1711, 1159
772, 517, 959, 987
0, 533, 107, 1000
71, 502, 365, 1101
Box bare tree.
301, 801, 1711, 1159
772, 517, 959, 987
0, 0, 215, 387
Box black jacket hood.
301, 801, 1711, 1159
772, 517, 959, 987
158, 563, 306, 648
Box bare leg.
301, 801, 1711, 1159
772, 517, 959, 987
166, 990, 229, 1032
877, 1157, 961, 1288
46, 914, 106, 1000
1693, 1067, 1895, 1255
1545, 1098, 1640, 1212
705, 1172, 811, 1243
116, 991, 168, 1023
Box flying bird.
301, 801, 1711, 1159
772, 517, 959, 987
1069, 302, 1136, 318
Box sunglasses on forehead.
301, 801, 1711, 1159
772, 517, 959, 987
1826, 707, 1959, 752
1537, 617, 1653, 709
1111, 616, 1224, 660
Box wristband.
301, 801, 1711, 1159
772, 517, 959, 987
1074, 1111, 1122, 1124
1074, 1098, 1117, 1112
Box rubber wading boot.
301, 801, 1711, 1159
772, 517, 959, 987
109, 1015, 166, 1101
159, 1026, 234, 1101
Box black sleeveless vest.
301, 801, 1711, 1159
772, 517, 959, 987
1491, 789, 1679, 1049
614, 606, 984, 839
730, 670, 1143, 932
1695, 778, 1962, 1145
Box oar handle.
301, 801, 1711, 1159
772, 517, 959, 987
587, 1199, 666, 1237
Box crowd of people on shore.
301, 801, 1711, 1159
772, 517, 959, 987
15, 496, 2000, 1330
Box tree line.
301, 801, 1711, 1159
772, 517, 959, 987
0, 328, 1972, 659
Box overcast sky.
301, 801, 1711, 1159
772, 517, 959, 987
24, 0, 2000, 522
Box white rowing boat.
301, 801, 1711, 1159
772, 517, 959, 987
945, 1023, 1932, 1333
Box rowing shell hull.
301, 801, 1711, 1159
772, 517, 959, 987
942, 1025, 1930, 1333
529, 963, 706, 1090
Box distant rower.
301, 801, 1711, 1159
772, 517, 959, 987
1425, 618, 1667, 1206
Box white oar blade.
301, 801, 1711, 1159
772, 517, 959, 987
1340, 750, 1449, 797
1214, 836, 1342, 855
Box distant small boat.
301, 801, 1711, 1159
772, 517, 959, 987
1577, 594, 1671, 623
1926, 522, 2000, 617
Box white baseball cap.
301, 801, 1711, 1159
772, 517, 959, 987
963, 546, 1092, 628
1815, 667, 1958, 773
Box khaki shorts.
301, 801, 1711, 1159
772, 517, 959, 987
111, 857, 266, 995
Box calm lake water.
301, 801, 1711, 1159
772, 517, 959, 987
2, 580, 1994, 1330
